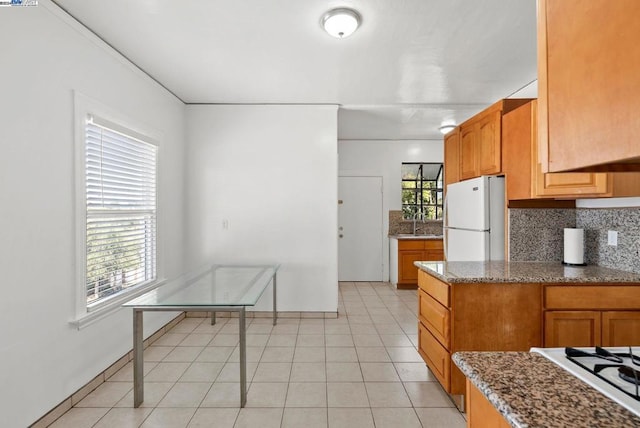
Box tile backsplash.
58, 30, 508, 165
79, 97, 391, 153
509, 208, 575, 262
388, 210, 443, 236
576, 207, 640, 274
509, 207, 640, 274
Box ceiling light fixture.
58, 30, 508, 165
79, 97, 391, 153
321, 8, 361, 38
438, 124, 456, 134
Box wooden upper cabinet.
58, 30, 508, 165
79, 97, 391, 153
459, 126, 477, 180
538, 0, 640, 172
443, 129, 460, 188
477, 111, 502, 176
536, 172, 609, 197
458, 99, 531, 181
502, 100, 640, 200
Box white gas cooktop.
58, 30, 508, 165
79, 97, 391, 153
532, 347, 640, 417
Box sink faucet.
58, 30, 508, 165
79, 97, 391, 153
412, 211, 424, 235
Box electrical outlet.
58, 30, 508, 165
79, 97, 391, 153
608, 230, 618, 246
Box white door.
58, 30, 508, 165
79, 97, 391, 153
338, 176, 383, 281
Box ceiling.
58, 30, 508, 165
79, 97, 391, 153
52, 0, 538, 140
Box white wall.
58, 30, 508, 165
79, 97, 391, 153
338, 140, 443, 280
185, 105, 339, 312
0, 3, 185, 426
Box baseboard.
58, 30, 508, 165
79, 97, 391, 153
29, 312, 186, 428
29, 309, 339, 426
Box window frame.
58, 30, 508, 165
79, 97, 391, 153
401, 162, 444, 220
73, 92, 165, 328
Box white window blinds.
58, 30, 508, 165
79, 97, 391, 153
85, 115, 157, 306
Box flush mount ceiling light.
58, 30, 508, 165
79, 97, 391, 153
321, 8, 361, 38
438, 124, 456, 134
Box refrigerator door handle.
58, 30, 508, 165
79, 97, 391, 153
446, 226, 490, 233
443, 191, 448, 260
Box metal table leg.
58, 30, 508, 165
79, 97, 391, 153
272, 273, 277, 326
133, 309, 144, 408
239, 307, 247, 407
211, 311, 216, 325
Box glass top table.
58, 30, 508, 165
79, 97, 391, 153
124, 264, 279, 408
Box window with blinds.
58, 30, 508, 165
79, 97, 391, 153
84, 115, 157, 307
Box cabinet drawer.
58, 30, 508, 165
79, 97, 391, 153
418, 322, 451, 392
424, 240, 443, 250
419, 289, 450, 348
418, 270, 450, 307
545, 286, 640, 310
399, 240, 425, 250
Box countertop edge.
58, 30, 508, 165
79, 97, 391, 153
452, 352, 525, 428
414, 261, 640, 284
452, 351, 640, 427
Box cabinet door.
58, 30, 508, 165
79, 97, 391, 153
398, 250, 423, 285
536, 168, 610, 197
544, 311, 601, 347
444, 129, 460, 188
466, 380, 510, 428
423, 249, 444, 261
418, 322, 451, 392
459, 125, 478, 180
423, 240, 444, 261
477, 111, 502, 176
602, 312, 640, 347
538, 0, 640, 172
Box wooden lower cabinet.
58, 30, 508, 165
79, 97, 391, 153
602, 312, 640, 347
544, 285, 640, 347
544, 311, 601, 347
466, 380, 510, 428
397, 240, 444, 288
417, 272, 640, 404
418, 322, 450, 390
417, 272, 542, 397
399, 250, 423, 285
419, 289, 450, 347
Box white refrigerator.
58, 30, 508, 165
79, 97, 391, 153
444, 176, 505, 261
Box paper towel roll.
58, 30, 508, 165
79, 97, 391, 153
563, 228, 585, 265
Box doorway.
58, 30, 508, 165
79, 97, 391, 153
338, 176, 383, 281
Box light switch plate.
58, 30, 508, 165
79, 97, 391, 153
608, 230, 618, 246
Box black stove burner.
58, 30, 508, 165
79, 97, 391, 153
565, 347, 640, 401
619, 366, 640, 385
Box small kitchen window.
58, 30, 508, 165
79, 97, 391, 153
401, 163, 443, 220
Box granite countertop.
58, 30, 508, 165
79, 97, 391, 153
452, 351, 640, 428
414, 261, 640, 284
389, 234, 443, 240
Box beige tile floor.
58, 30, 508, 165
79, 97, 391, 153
49, 282, 466, 428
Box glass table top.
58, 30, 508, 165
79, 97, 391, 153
123, 264, 279, 308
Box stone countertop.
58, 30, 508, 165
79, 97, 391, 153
414, 261, 640, 284
452, 351, 640, 428
389, 234, 443, 240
